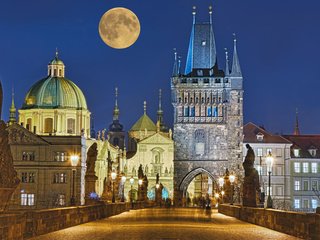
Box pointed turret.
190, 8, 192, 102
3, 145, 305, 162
90, 114, 96, 138
184, 6, 217, 75
157, 89, 163, 124
225, 48, 230, 76
8, 87, 16, 126
113, 87, 119, 121
293, 109, 300, 135
231, 34, 242, 77
172, 49, 179, 76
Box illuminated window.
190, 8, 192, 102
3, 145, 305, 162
303, 163, 309, 173
294, 162, 300, 173
54, 152, 67, 162
257, 148, 263, 157
294, 180, 300, 191
312, 199, 318, 209
58, 194, 65, 206
21, 193, 35, 206
256, 133, 264, 141
44, 118, 53, 133
294, 149, 300, 157
67, 118, 75, 134
53, 173, 67, 184
311, 163, 318, 173
294, 199, 300, 209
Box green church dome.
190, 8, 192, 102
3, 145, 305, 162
22, 77, 87, 110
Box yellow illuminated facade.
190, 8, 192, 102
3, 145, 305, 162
18, 52, 91, 138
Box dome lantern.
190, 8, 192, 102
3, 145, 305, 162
47, 49, 65, 77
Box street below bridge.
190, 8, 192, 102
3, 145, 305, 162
31, 208, 299, 240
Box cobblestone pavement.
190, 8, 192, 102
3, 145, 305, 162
31, 208, 300, 240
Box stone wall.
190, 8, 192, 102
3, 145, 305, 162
0, 202, 150, 240
219, 204, 320, 239
0, 213, 26, 240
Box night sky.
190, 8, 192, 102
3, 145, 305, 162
0, 0, 319, 135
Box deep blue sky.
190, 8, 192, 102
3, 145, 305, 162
0, 0, 319, 135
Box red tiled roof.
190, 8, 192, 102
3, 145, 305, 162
244, 122, 291, 144
282, 135, 320, 158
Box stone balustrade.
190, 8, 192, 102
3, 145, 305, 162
218, 204, 320, 239
0, 201, 151, 240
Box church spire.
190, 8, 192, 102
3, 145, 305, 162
8, 87, 16, 126
113, 87, 119, 121
225, 48, 230, 76
143, 100, 147, 115
231, 34, 242, 77
157, 89, 164, 124
294, 108, 300, 135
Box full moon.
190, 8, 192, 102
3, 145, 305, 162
99, 7, 141, 49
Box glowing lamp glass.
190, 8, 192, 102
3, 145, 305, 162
130, 177, 134, 185
70, 155, 79, 167
111, 172, 117, 180
229, 175, 235, 183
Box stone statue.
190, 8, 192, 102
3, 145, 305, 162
138, 164, 144, 179
0, 119, 20, 212
242, 144, 260, 207
97, 131, 101, 140
101, 129, 106, 141
86, 143, 97, 174
85, 143, 98, 205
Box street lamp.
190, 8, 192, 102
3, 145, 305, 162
70, 155, 79, 206
229, 174, 235, 205
155, 183, 160, 205
129, 176, 134, 208
221, 190, 225, 204
265, 151, 274, 208
121, 175, 127, 202
138, 179, 143, 201
111, 171, 117, 203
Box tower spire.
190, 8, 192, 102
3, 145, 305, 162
113, 87, 119, 121
8, 86, 16, 126
143, 101, 147, 115
231, 33, 242, 77
225, 48, 230, 76
192, 6, 196, 24
209, 6, 213, 25
294, 108, 300, 135
157, 89, 164, 124
172, 49, 179, 76
55, 47, 59, 58
178, 56, 181, 75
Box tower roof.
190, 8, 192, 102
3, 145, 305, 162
231, 35, 242, 77
22, 54, 87, 110
184, 6, 217, 75
293, 109, 300, 135
130, 101, 156, 132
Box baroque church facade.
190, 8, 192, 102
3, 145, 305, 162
171, 7, 244, 204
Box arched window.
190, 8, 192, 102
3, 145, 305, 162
184, 106, 189, 117
207, 107, 212, 117
67, 118, 75, 134
44, 118, 53, 133
26, 118, 32, 131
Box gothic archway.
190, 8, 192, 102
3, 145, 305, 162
179, 167, 218, 198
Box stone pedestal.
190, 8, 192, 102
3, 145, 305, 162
85, 175, 98, 205
242, 176, 257, 207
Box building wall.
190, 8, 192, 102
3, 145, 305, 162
289, 158, 320, 212
242, 143, 292, 209
125, 132, 174, 200
7, 124, 85, 209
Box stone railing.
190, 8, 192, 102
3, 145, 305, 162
218, 204, 320, 240
0, 201, 153, 240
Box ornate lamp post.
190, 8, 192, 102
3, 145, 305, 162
70, 155, 79, 206
129, 176, 134, 208
155, 183, 160, 205
121, 175, 126, 202
218, 177, 224, 203
138, 179, 143, 201
229, 174, 235, 205
111, 171, 117, 203
265, 151, 274, 208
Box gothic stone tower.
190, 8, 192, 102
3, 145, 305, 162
171, 7, 243, 204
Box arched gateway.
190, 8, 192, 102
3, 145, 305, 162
171, 7, 244, 206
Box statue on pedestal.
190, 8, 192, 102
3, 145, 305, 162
85, 143, 98, 204
242, 144, 260, 207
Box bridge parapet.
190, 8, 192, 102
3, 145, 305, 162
219, 204, 319, 239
